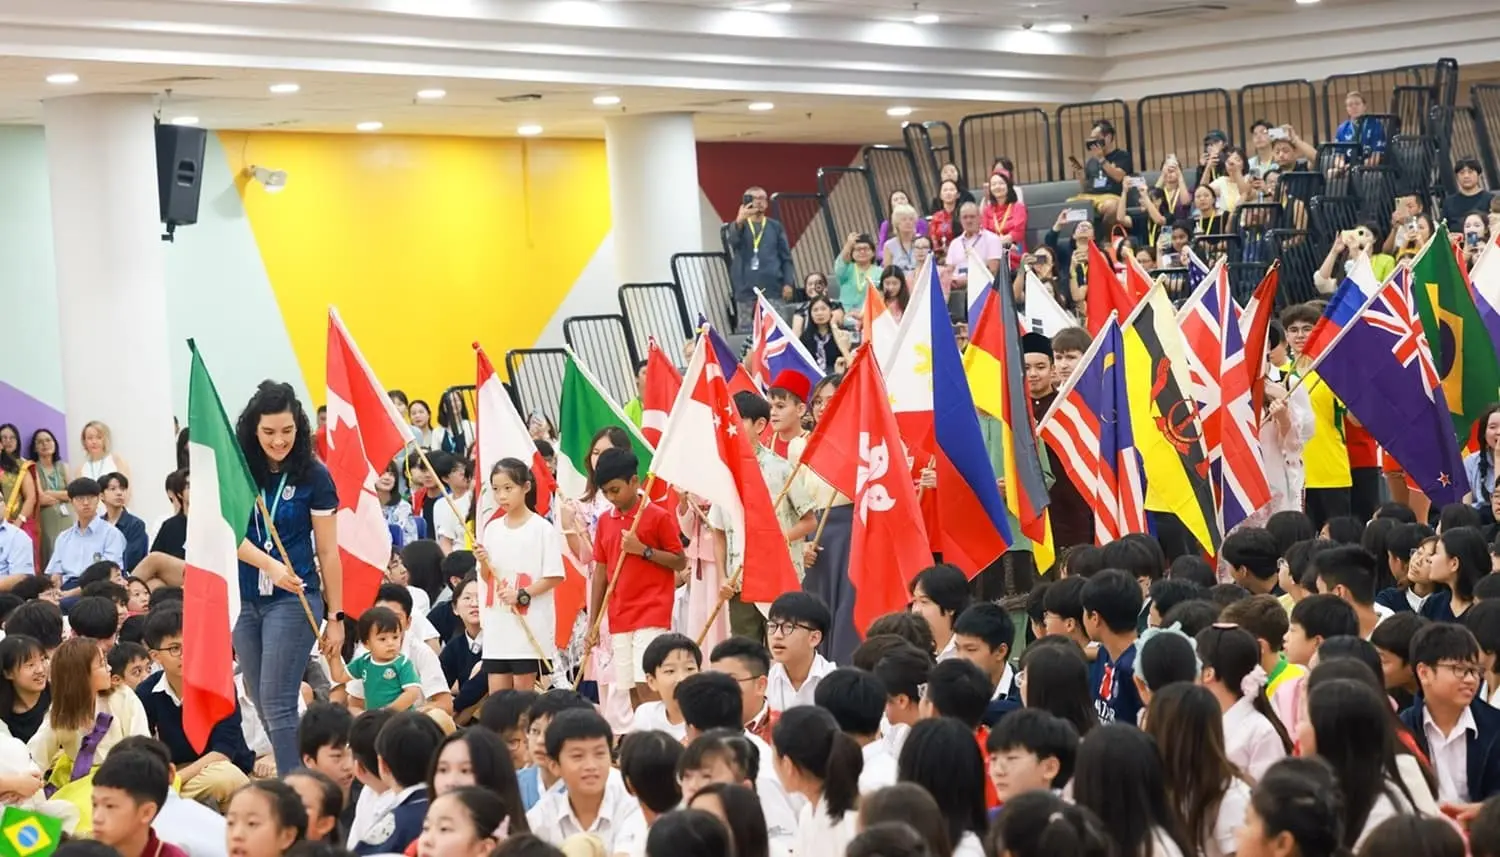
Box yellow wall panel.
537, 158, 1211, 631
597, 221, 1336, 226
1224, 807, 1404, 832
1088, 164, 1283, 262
220, 131, 611, 403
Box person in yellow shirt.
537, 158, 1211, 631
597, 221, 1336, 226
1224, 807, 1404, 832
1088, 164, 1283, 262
1282, 304, 1351, 529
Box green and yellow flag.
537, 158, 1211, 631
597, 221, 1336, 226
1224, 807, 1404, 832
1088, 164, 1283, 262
0, 808, 62, 857
1410, 224, 1500, 442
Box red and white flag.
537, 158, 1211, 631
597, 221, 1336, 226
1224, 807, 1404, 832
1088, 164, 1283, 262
475, 343, 556, 519
650, 335, 797, 603
640, 339, 683, 449
326, 310, 410, 613
800, 344, 932, 631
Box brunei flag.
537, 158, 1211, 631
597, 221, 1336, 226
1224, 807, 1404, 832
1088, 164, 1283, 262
963, 279, 1055, 572
1122, 282, 1221, 552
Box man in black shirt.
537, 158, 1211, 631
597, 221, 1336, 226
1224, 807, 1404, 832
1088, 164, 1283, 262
1443, 157, 1492, 231
1068, 120, 1134, 225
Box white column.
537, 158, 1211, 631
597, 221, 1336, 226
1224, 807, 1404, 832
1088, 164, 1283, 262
605, 112, 704, 284
43, 94, 175, 523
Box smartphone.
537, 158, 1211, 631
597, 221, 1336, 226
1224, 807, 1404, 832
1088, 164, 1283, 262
1068, 155, 1085, 171
1062, 208, 1089, 223
1469, 232, 1484, 247
742, 193, 755, 205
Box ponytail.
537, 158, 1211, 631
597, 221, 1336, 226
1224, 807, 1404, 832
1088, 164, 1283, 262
771, 706, 865, 822
1197, 624, 1293, 753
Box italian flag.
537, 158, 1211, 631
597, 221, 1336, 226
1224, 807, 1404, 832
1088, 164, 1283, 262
556, 353, 655, 500
182, 343, 256, 753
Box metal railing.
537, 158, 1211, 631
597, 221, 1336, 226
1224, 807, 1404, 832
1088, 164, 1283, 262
817, 166, 883, 245
618, 283, 692, 369
1056, 100, 1132, 175
1137, 88, 1234, 179
1237, 80, 1318, 150
1472, 84, 1500, 184
671, 252, 737, 332
562, 314, 639, 407
862, 145, 926, 218
504, 348, 569, 431
1321, 65, 1426, 139
771, 192, 838, 287
957, 108, 1054, 186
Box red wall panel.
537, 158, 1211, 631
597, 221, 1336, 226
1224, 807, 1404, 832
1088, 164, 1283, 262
696, 141, 861, 224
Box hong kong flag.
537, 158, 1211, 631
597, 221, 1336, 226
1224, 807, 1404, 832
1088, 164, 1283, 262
327, 310, 410, 613
799, 345, 932, 632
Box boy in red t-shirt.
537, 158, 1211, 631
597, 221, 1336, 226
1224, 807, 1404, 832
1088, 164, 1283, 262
587, 447, 687, 706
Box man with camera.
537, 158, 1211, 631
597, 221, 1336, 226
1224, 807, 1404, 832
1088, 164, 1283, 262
1067, 119, 1134, 225
724, 185, 796, 332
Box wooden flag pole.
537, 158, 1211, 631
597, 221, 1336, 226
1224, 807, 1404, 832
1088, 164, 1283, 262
476, 552, 554, 675
256, 496, 325, 641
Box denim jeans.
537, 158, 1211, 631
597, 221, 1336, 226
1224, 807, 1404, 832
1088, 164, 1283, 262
234, 592, 323, 775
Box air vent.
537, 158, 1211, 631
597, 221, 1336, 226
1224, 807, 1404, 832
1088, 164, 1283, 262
134, 76, 218, 85
1119, 3, 1227, 18
496, 93, 543, 103
682, 97, 753, 109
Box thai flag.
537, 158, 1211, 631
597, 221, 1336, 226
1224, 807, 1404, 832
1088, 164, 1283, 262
746, 292, 824, 392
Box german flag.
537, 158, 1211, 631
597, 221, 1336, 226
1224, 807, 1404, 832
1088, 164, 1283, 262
1122, 283, 1221, 551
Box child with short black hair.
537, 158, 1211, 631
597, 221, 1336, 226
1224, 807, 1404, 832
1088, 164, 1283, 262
125, 578, 151, 616
135, 606, 253, 809
334, 607, 420, 712
614, 730, 685, 857
629, 633, 701, 741
527, 708, 641, 850
107, 642, 151, 690
478, 689, 540, 771
1284, 593, 1359, 666
1041, 576, 1091, 650
298, 701, 355, 801
344, 707, 396, 847
517, 690, 595, 810
1371, 612, 1429, 709
1080, 569, 1144, 725
1219, 593, 1306, 700
952, 602, 1018, 725
909, 564, 972, 661
78, 560, 125, 589
68, 596, 120, 648
815, 667, 895, 793
985, 708, 1079, 801
351, 712, 443, 855
91, 749, 184, 857
437, 575, 487, 716
921, 659, 991, 728
872, 645, 932, 758
765, 591, 833, 712
677, 729, 757, 803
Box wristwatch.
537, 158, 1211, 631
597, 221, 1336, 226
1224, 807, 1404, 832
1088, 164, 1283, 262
333, 611, 348, 623
516, 589, 532, 608
643, 547, 655, 562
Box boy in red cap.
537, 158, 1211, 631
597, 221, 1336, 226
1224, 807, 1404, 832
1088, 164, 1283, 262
766, 369, 811, 460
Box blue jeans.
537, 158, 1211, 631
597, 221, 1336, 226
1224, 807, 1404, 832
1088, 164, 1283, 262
234, 592, 323, 775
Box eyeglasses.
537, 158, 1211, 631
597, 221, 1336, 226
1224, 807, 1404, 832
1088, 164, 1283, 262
767, 621, 814, 637
1437, 662, 1484, 681
153, 644, 183, 658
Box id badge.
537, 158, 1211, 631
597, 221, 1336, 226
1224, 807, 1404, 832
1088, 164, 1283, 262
58, 504, 69, 517
749, 254, 760, 272
258, 571, 274, 596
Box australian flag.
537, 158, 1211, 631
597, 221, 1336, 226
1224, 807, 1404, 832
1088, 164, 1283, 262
1313, 268, 1468, 506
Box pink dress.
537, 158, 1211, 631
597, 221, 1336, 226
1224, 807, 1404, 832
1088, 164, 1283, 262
680, 495, 728, 654
564, 495, 634, 732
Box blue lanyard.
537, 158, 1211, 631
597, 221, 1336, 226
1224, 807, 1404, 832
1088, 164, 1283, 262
255, 473, 290, 554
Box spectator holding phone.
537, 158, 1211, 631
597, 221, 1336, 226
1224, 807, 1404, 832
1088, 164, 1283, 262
1198, 129, 1229, 187
1067, 119, 1133, 225
1443, 157, 1493, 232
1462, 213, 1490, 269
724, 186, 796, 332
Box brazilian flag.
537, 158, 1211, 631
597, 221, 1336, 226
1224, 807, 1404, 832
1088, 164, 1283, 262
0, 808, 62, 857
1410, 224, 1500, 442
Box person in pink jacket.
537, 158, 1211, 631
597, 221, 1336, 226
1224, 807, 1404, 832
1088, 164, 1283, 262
981, 168, 1028, 269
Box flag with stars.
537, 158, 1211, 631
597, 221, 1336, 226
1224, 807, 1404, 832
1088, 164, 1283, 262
1314, 268, 1468, 506
1409, 224, 1500, 442
649, 334, 798, 604
327, 309, 411, 613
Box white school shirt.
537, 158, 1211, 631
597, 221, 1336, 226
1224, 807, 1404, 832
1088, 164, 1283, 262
611, 811, 649, 857
628, 701, 688, 742
433, 490, 473, 546
1424, 704, 1476, 803
1354, 778, 1420, 850
1205, 777, 1250, 857
1223, 695, 1287, 783
526, 775, 641, 851
953, 832, 985, 857
792, 796, 859, 857
155, 790, 228, 857
744, 730, 801, 853
937, 635, 958, 662
859, 740, 899, 794
479, 511, 564, 661
766, 654, 835, 712
347, 786, 396, 849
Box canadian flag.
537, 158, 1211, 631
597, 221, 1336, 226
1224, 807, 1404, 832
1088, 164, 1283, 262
650, 335, 798, 603
475, 343, 556, 519
800, 344, 932, 631
326, 310, 410, 613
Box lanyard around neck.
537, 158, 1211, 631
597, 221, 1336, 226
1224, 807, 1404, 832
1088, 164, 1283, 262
256, 472, 290, 551
748, 219, 766, 252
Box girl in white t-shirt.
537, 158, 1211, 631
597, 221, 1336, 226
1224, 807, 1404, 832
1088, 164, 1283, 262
1144, 682, 1252, 857
475, 458, 564, 694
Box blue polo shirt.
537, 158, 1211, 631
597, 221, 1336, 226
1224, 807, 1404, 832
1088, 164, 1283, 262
108, 510, 149, 572
238, 462, 339, 603
45, 515, 126, 586
0, 521, 34, 578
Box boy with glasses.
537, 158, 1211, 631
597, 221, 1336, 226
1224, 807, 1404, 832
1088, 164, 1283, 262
1399, 622, 1500, 811
763, 591, 834, 712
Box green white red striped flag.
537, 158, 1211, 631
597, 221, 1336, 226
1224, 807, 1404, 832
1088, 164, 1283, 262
182, 342, 257, 753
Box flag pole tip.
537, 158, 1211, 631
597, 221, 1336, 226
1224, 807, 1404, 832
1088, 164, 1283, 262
471, 341, 481, 351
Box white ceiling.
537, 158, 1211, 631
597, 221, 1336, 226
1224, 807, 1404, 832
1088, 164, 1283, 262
0, 0, 1492, 143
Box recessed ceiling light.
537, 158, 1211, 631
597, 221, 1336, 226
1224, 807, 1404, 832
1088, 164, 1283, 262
356, 121, 383, 132
269, 83, 300, 94
170, 116, 200, 126
1296, 0, 1320, 4
45, 73, 79, 85
760, 2, 792, 11
1040, 22, 1073, 32
593, 95, 622, 106
748, 102, 775, 112
416, 88, 446, 100
913, 13, 939, 24
517, 124, 544, 136
887, 106, 913, 118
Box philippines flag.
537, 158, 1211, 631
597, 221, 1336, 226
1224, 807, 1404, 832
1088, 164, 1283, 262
326, 310, 411, 613
746, 291, 823, 392
1177, 261, 1272, 533
1036, 316, 1148, 543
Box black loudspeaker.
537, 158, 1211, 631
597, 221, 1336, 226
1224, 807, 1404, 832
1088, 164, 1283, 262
155, 123, 207, 239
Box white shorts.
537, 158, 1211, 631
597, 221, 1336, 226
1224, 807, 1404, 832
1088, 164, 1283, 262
611, 627, 668, 687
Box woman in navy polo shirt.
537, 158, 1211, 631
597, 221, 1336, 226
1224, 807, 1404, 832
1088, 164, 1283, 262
233, 381, 345, 775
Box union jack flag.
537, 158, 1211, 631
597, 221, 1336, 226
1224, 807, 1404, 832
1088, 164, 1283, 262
1176, 261, 1271, 534
746, 291, 824, 392
1364, 269, 1440, 398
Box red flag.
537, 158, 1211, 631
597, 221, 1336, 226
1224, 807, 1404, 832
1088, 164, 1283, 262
1085, 241, 1141, 336
650, 336, 798, 603
800, 345, 932, 631
326, 310, 410, 613
641, 339, 684, 449
475, 344, 555, 517
1241, 263, 1281, 417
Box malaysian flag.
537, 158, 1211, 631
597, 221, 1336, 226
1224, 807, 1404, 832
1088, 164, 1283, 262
1036, 315, 1147, 544
1177, 261, 1272, 534
746, 290, 823, 392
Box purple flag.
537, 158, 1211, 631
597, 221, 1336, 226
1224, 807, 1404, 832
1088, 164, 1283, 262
1314, 270, 1468, 506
